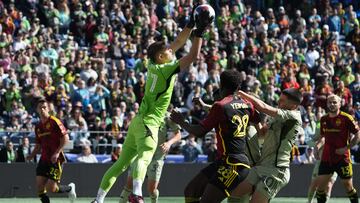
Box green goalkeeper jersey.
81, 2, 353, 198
139, 60, 180, 127
258, 109, 302, 168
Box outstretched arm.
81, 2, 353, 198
170, 110, 208, 137
238, 90, 278, 117
169, 4, 197, 52
160, 129, 182, 154
169, 27, 193, 53
179, 37, 202, 72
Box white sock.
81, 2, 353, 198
132, 179, 143, 196
96, 188, 107, 203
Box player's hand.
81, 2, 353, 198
170, 109, 185, 125
51, 152, 60, 164
194, 9, 214, 37
160, 142, 171, 154
335, 147, 348, 155
192, 97, 205, 108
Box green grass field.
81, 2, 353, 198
0, 197, 350, 203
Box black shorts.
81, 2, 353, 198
318, 160, 353, 179
36, 160, 63, 183
201, 159, 249, 196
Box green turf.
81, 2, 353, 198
0, 197, 349, 203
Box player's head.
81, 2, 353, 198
279, 88, 302, 110
219, 70, 241, 98
327, 94, 341, 113
148, 41, 173, 64
36, 97, 49, 118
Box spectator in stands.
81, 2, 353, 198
111, 143, 122, 162
0, 140, 16, 163
202, 133, 217, 162
16, 136, 35, 163
89, 117, 108, 154
298, 147, 316, 164
76, 144, 98, 163
182, 135, 202, 163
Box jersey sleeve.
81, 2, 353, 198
159, 60, 180, 79
52, 118, 67, 137
276, 109, 297, 121
200, 102, 224, 132
347, 114, 359, 134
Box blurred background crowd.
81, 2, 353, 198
0, 0, 359, 164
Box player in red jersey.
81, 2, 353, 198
27, 97, 76, 203
315, 94, 360, 203
171, 70, 260, 203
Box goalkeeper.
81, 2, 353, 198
92, 6, 213, 203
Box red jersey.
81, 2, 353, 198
35, 116, 67, 163
320, 111, 359, 164
200, 95, 260, 165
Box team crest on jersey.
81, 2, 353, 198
335, 119, 341, 126
46, 123, 51, 129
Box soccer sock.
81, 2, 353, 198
307, 191, 315, 203
133, 179, 143, 196
185, 197, 200, 203
38, 190, 50, 203
316, 190, 327, 203
55, 185, 72, 193
119, 187, 132, 203
150, 189, 159, 203
228, 195, 250, 203
95, 188, 107, 203
347, 188, 359, 203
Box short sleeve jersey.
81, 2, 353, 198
320, 111, 359, 164
139, 60, 180, 127
200, 95, 260, 166
35, 116, 67, 163
258, 109, 302, 168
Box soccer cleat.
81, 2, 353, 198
128, 193, 144, 203
90, 200, 98, 203
68, 182, 77, 203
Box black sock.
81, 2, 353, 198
316, 190, 327, 203
38, 192, 50, 203
348, 188, 359, 203
56, 185, 72, 193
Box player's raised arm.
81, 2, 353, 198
179, 5, 214, 72
238, 90, 279, 117
168, 5, 196, 52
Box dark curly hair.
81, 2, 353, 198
220, 70, 242, 93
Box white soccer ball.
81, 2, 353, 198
194, 4, 215, 25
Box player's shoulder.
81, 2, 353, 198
339, 111, 355, 121
154, 60, 179, 69
49, 116, 64, 126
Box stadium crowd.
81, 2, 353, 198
0, 0, 360, 163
